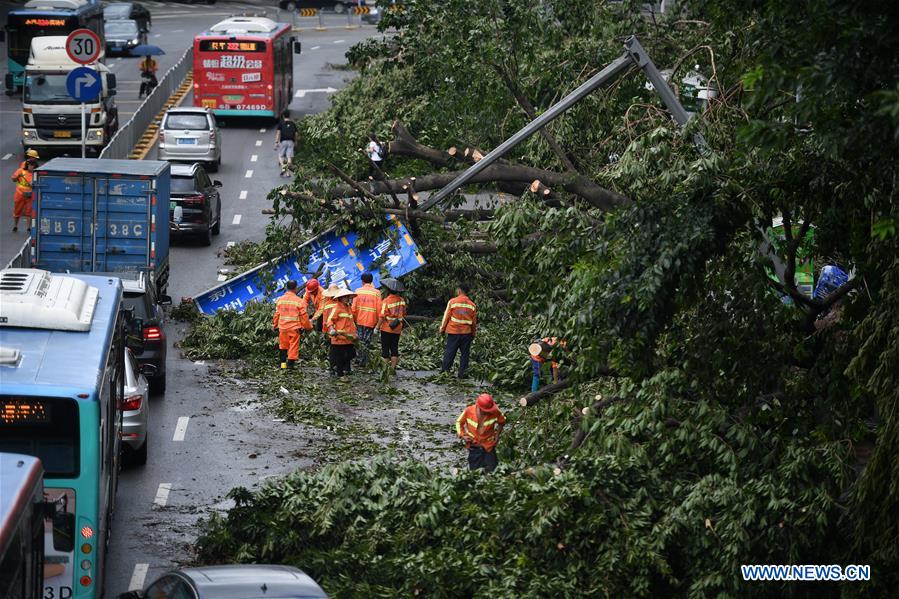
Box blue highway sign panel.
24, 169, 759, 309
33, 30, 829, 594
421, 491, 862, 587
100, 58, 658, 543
66, 66, 102, 102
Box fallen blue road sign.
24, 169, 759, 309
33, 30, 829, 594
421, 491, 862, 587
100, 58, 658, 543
194, 216, 426, 315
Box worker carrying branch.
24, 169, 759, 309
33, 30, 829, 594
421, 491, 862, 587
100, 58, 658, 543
272, 280, 313, 369
456, 393, 505, 472
528, 336, 566, 392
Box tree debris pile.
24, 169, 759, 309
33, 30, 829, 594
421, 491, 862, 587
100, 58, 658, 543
192, 0, 899, 594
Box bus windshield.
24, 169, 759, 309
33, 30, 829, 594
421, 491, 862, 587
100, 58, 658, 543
5, 14, 77, 65
24, 73, 78, 104
0, 397, 80, 478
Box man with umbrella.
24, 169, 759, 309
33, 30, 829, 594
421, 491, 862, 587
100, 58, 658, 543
377, 278, 407, 373
133, 44, 164, 98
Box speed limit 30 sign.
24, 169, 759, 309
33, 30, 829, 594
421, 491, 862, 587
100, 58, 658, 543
66, 29, 102, 64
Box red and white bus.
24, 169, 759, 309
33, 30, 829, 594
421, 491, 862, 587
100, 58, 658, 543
193, 17, 299, 118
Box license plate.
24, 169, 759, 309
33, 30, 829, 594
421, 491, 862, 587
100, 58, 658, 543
53, 130, 72, 138
177, 138, 197, 145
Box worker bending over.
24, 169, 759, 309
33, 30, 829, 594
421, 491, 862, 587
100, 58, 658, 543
529, 336, 565, 392
456, 393, 505, 472
303, 278, 324, 329
273, 280, 312, 369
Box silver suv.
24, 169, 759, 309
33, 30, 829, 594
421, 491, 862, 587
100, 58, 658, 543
159, 107, 221, 172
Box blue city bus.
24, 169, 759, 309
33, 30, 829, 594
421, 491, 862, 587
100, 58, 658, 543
0, 268, 126, 599
0, 453, 45, 599
1, 0, 105, 93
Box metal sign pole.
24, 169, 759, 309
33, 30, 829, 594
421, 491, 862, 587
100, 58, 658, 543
81, 101, 86, 158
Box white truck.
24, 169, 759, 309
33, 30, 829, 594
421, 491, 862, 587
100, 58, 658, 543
21, 36, 118, 156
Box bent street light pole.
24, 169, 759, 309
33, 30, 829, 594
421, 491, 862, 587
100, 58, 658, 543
421, 35, 705, 211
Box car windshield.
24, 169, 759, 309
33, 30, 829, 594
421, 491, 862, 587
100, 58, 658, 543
123, 293, 151, 320
104, 5, 131, 19
165, 114, 209, 130
171, 176, 198, 194
105, 21, 138, 36
24, 73, 77, 104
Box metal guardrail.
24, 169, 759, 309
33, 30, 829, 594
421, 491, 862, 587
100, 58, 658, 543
4, 240, 30, 270
100, 47, 193, 160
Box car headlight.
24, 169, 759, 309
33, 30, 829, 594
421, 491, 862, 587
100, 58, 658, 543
131, 38, 140, 46
87, 129, 104, 142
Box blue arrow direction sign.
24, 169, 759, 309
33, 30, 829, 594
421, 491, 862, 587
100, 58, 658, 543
66, 66, 102, 102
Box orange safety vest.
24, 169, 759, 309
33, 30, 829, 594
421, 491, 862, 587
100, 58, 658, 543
303, 287, 323, 318
441, 294, 477, 335
273, 291, 312, 331
326, 303, 357, 345
455, 404, 505, 452
11, 167, 33, 194
351, 283, 381, 328
320, 297, 339, 331
379, 293, 407, 334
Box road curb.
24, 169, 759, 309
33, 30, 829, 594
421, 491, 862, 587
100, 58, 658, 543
129, 72, 193, 160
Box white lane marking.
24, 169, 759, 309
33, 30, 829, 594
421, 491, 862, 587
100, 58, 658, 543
255, 140, 262, 147
250, 154, 258, 162
172, 29, 184, 33
1, 153, 12, 160
129, 564, 149, 591
245, 169, 253, 178
173, 417, 190, 442
227, 241, 236, 247
153, 483, 172, 507
294, 87, 337, 98
239, 190, 248, 200
333, 39, 345, 44
232, 214, 242, 225
152, 34, 161, 38
217, 274, 227, 282
259, 128, 267, 133
310, 45, 320, 50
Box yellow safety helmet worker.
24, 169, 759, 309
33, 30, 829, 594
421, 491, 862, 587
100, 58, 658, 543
25, 149, 40, 159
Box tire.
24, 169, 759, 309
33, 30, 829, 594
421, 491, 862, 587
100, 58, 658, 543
207, 159, 218, 173
286, 1, 297, 10
211, 215, 221, 235
150, 373, 166, 394
132, 439, 148, 466
201, 225, 212, 246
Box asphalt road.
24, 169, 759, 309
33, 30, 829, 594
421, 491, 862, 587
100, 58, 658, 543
1, 1, 380, 594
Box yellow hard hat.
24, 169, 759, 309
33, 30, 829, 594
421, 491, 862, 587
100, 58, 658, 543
25, 149, 39, 159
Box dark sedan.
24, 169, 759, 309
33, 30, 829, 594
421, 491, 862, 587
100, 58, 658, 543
169, 163, 222, 246
104, 2, 152, 32
104, 19, 147, 55
119, 565, 328, 599
122, 276, 170, 394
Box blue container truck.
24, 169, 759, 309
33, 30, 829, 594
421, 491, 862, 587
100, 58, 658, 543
29, 158, 171, 293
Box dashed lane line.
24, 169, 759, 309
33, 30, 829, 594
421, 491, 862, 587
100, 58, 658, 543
259, 127, 267, 133
250, 154, 258, 162
227, 241, 236, 247
245, 169, 253, 178
232, 214, 242, 225
239, 190, 248, 200
310, 45, 320, 50
153, 483, 172, 507
1, 153, 12, 160
173, 416, 190, 442
129, 564, 149, 591
217, 274, 227, 282
255, 140, 262, 146
333, 39, 345, 44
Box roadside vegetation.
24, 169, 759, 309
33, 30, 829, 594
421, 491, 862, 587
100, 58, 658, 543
184, 0, 899, 595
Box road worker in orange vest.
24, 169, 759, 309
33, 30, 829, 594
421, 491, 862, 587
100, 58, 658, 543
439, 282, 477, 378
10, 150, 39, 233
351, 272, 381, 366
377, 277, 406, 372
272, 280, 313, 369
456, 393, 505, 472
529, 336, 566, 392
325, 287, 357, 376
303, 278, 324, 328
320, 283, 341, 331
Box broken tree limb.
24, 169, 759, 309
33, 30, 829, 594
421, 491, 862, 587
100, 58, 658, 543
266, 201, 494, 225
519, 379, 572, 407
568, 396, 632, 451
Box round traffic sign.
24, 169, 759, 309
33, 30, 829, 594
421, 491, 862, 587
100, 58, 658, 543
65, 29, 102, 65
